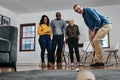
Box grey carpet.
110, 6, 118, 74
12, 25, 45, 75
0, 69, 120, 80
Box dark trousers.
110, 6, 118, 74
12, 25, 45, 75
38, 35, 52, 63
68, 37, 80, 63
52, 35, 64, 63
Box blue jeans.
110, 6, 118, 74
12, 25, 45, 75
52, 35, 64, 64
39, 35, 52, 63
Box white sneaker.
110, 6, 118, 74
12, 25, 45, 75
79, 62, 83, 66
70, 63, 74, 66
77, 62, 83, 66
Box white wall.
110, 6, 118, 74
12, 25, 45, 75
17, 4, 120, 64
0, 6, 18, 26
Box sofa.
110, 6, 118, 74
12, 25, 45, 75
0, 26, 18, 71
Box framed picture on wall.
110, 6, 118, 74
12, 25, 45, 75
2, 16, 10, 26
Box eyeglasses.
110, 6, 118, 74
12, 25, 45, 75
75, 9, 79, 12
74, 7, 81, 13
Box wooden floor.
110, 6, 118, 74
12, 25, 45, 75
0, 63, 120, 73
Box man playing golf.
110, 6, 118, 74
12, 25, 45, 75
73, 4, 112, 67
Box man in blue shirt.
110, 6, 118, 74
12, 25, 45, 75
73, 4, 112, 67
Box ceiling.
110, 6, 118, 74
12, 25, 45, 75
0, 0, 120, 14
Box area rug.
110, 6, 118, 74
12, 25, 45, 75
0, 69, 120, 80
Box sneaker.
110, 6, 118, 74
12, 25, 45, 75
90, 62, 104, 67
70, 63, 74, 66
77, 62, 83, 66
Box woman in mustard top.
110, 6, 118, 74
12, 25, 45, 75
37, 15, 54, 67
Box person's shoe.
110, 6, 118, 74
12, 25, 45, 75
77, 62, 83, 66
48, 62, 54, 67
57, 66, 62, 69
41, 62, 47, 67
90, 62, 104, 67
70, 63, 74, 66
57, 62, 62, 66
48, 66, 54, 70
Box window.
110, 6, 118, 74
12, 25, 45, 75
20, 23, 36, 51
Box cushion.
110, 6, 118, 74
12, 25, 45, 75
0, 38, 11, 52
0, 52, 9, 63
